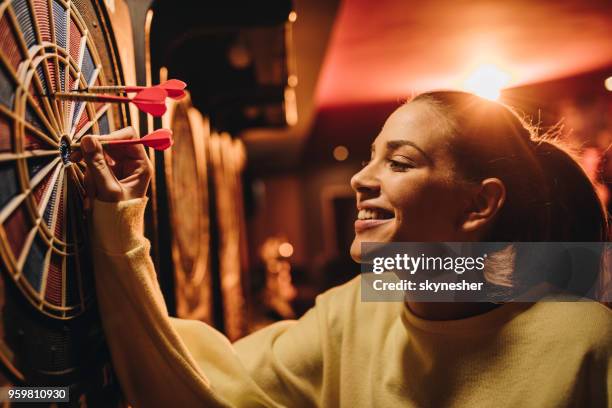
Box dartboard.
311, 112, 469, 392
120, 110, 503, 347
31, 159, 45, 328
162, 92, 212, 323
0, 0, 127, 392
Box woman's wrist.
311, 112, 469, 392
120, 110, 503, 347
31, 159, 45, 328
91, 197, 149, 254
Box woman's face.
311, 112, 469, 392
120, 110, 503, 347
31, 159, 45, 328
350, 101, 469, 261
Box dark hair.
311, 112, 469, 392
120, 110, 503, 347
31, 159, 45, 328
412, 91, 608, 242
412, 91, 610, 303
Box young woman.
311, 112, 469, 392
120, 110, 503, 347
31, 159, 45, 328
78, 91, 611, 407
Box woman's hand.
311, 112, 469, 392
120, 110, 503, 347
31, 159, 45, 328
71, 126, 153, 203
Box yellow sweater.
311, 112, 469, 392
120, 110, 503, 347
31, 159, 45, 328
91, 198, 612, 407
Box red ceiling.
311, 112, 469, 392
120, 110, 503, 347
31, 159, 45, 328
315, 0, 612, 107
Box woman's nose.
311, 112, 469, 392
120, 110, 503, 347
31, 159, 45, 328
350, 164, 380, 195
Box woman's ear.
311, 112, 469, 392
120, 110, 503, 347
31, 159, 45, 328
461, 178, 506, 233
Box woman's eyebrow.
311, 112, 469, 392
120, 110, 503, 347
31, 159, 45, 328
386, 140, 433, 164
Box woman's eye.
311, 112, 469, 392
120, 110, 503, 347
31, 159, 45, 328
387, 159, 413, 171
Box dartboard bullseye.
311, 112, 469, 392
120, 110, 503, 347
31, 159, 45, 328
0, 0, 121, 321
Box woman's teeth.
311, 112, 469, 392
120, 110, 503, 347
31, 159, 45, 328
357, 209, 392, 220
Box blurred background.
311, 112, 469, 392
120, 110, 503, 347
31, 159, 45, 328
143, 0, 612, 338
0, 0, 610, 399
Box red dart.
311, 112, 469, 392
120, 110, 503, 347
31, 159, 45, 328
55, 87, 168, 117
72, 129, 174, 151
127, 79, 187, 100
84, 79, 187, 100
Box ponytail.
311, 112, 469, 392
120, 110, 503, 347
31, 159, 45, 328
532, 140, 608, 241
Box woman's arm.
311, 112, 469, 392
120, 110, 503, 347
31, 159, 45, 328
92, 198, 325, 407
82, 130, 326, 407
92, 198, 231, 407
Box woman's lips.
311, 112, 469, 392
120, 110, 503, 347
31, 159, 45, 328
354, 218, 393, 233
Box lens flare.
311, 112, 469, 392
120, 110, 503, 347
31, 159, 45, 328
463, 64, 510, 101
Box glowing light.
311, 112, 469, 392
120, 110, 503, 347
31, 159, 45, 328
288, 74, 298, 87
463, 64, 511, 101
605, 76, 612, 92
333, 145, 349, 161
288, 11, 297, 22
279, 242, 294, 258
284, 88, 298, 126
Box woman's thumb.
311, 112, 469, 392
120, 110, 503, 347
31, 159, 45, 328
81, 136, 121, 201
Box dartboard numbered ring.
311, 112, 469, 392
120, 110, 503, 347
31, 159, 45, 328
0, 0, 122, 320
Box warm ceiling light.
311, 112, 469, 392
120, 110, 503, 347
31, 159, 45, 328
288, 11, 297, 22
333, 145, 349, 161
605, 76, 612, 92
278, 242, 294, 258
463, 64, 510, 101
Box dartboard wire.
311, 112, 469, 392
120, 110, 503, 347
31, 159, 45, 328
34, 162, 73, 248
30, 0, 64, 134
66, 162, 85, 200
53, 54, 64, 135
27, 0, 64, 134
4, 6, 59, 140
46, 0, 65, 136
69, 65, 98, 140
69, 25, 100, 138
38, 56, 64, 135
0, 2, 9, 19
65, 30, 89, 135
48, 164, 76, 249
0, 149, 57, 162
24, 67, 61, 137
60, 253, 66, 312
0, 159, 59, 234
0, 103, 58, 147
63, 0, 80, 133
27, 161, 62, 248
33, 159, 62, 218
3, 4, 29, 66
14, 221, 40, 276
72, 4, 115, 131
46, 160, 65, 239
27, 55, 63, 135
37, 167, 66, 305
13, 160, 62, 278
65, 71, 81, 136
66, 178, 85, 311
0, 51, 57, 142
61, 54, 70, 131
60, 0, 72, 133
48, 6, 73, 135
73, 102, 110, 142
30, 53, 64, 135
37, 243, 53, 304
13, 73, 60, 142
48, 55, 66, 136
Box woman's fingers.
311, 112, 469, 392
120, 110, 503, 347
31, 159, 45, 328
95, 126, 138, 141
69, 149, 82, 162
81, 136, 123, 202
73, 127, 153, 201
69, 126, 136, 162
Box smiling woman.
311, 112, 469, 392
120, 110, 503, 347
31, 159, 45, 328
82, 91, 610, 407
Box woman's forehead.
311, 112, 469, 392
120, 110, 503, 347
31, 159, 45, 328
373, 101, 449, 150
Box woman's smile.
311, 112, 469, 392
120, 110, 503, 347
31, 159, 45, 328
354, 206, 395, 232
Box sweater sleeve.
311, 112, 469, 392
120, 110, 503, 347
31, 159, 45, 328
91, 198, 325, 407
